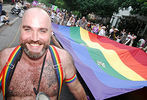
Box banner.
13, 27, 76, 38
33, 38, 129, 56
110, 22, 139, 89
52, 23, 147, 99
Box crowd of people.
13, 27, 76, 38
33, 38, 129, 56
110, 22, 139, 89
45, 2, 147, 53
0, 0, 147, 53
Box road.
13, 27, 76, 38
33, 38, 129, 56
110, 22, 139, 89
0, 17, 75, 100
0, 17, 20, 50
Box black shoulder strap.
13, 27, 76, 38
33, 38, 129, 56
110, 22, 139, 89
5, 46, 23, 99
48, 45, 63, 100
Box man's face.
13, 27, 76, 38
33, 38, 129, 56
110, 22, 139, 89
82, 17, 85, 21
20, 8, 52, 59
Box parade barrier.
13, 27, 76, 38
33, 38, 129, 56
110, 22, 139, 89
52, 23, 147, 100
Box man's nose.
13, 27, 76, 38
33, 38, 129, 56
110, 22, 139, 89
31, 31, 39, 41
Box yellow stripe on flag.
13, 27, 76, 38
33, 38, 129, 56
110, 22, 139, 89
80, 27, 145, 81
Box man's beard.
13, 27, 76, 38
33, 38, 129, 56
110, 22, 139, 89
20, 40, 48, 60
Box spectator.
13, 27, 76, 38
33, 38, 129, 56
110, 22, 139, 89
120, 30, 127, 44
121, 29, 126, 36
137, 37, 146, 48
79, 16, 87, 29
108, 26, 115, 37
109, 26, 115, 34
129, 34, 137, 46
59, 12, 64, 25
116, 35, 121, 43
56, 11, 61, 24
0, 10, 9, 25
98, 26, 106, 36
15, 1, 22, 12
98, 24, 103, 33
75, 18, 80, 27
109, 28, 119, 40
67, 15, 75, 26
51, 10, 57, 23
92, 24, 99, 34
125, 32, 132, 45
87, 21, 91, 32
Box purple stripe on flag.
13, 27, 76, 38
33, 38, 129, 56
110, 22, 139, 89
52, 24, 138, 99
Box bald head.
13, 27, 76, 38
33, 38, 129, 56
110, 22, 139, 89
22, 7, 51, 29
23, 7, 50, 20
20, 8, 52, 59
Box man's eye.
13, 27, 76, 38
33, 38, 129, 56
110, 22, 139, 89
40, 30, 47, 33
24, 28, 31, 31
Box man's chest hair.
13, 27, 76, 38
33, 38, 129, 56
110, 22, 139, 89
8, 61, 59, 96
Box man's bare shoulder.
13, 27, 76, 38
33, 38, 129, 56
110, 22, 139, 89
0, 47, 17, 71
54, 46, 72, 61
54, 48, 76, 74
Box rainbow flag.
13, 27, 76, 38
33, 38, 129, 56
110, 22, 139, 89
52, 23, 147, 99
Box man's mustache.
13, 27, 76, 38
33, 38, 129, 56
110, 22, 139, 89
21, 40, 45, 45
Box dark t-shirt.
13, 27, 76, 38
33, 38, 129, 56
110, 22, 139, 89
110, 32, 116, 40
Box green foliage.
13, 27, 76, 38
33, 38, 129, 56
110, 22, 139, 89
5, 0, 145, 16
38, 0, 51, 6
63, 0, 124, 17
27, 0, 33, 3
63, 0, 147, 17
121, 0, 147, 16
54, 0, 65, 8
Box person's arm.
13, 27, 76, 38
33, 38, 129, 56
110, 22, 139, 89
61, 51, 87, 100
67, 76, 87, 100
0, 48, 14, 92
0, 49, 7, 76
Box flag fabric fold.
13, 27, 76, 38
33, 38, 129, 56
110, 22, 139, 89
52, 23, 147, 100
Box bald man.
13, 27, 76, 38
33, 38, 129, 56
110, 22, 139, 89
0, 7, 87, 100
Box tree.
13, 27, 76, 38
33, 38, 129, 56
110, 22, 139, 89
63, 0, 147, 17
63, 0, 126, 17
121, 0, 147, 16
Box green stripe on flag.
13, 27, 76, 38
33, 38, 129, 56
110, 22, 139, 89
70, 27, 129, 80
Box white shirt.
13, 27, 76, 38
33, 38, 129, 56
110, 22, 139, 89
126, 34, 132, 40
51, 12, 56, 19
98, 29, 106, 36
0, 15, 5, 22
15, 3, 21, 9
109, 28, 114, 34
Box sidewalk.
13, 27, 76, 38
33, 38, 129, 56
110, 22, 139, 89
0, 4, 18, 27
3, 4, 14, 13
